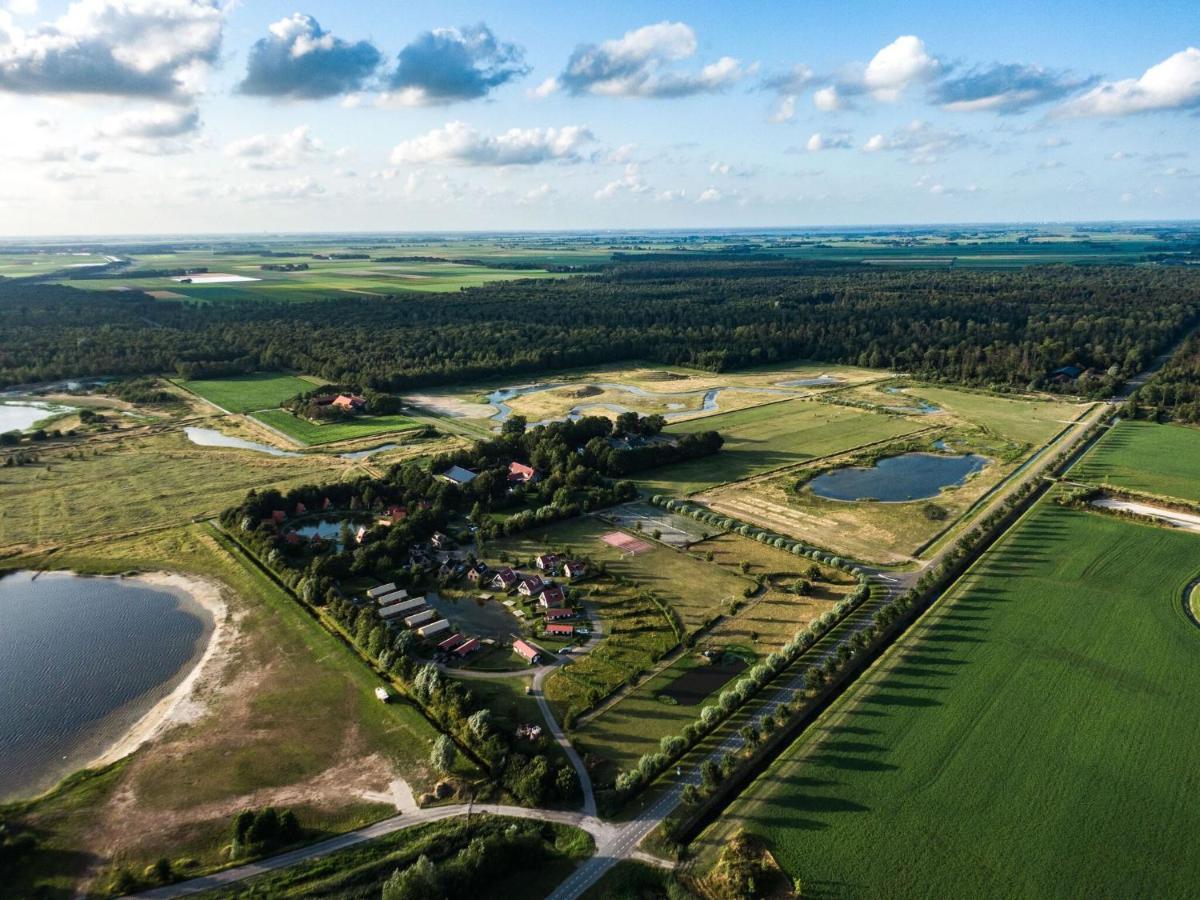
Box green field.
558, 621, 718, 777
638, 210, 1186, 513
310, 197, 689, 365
699, 497, 1200, 897
252, 409, 423, 446
634, 399, 923, 495
1070, 419, 1200, 502
177, 373, 321, 413
894, 384, 1088, 446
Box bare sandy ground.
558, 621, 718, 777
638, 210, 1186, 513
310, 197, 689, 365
403, 392, 496, 418
84, 572, 229, 771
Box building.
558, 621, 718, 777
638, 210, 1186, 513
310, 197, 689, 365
440, 465, 478, 486
545, 623, 575, 636
431, 531, 453, 550
535, 553, 560, 570
517, 575, 545, 597
376, 588, 409, 605
380, 597, 426, 619
366, 582, 397, 599
562, 561, 588, 580
491, 568, 518, 590
378, 505, 407, 526
454, 638, 481, 657
417, 618, 452, 639
437, 633, 465, 652
332, 394, 367, 412
466, 562, 490, 582
539, 585, 566, 608
513, 639, 543, 664
404, 609, 437, 628
544, 606, 575, 621
508, 461, 538, 484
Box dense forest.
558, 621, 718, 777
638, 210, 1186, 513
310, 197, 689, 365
1133, 331, 1200, 423
2, 260, 1199, 395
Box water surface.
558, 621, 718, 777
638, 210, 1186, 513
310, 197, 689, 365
0, 571, 211, 801
184, 426, 301, 457
0, 401, 76, 433
808, 452, 987, 502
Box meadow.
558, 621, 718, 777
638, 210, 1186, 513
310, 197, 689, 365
697, 496, 1200, 897
634, 399, 924, 496
1069, 419, 1200, 502
251, 409, 423, 446
176, 372, 321, 413
890, 384, 1089, 446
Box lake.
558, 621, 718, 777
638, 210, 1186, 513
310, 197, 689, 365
807, 452, 987, 502
0, 400, 76, 433
184, 426, 301, 457
0, 571, 212, 802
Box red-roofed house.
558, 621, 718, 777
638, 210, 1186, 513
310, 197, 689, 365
545, 606, 575, 621
332, 394, 367, 412
539, 585, 566, 608
562, 561, 588, 580
437, 633, 464, 652
545, 623, 575, 636
454, 638, 481, 657
508, 461, 538, 484
491, 568, 519, 590
513, 639, 542, 664
535, 553, 560, 570
517, 575, 545, 597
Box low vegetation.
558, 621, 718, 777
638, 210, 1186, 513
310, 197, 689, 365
1070, 419, 1200, 502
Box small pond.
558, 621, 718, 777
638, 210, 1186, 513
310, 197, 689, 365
184, 426, 301, 457
881, 386, 941, 415
807, 452, 987, 502
339, 443, 399, 460
0, 400, 77, 433
294, 518, 363, 549
775, 375, 843, 388
424, 591, 522, 641
0, 571, 211, 802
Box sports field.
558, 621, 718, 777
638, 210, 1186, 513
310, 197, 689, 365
697, 497, 1200, 897
176, 373, 321, 413
635, 399, 924, 495
251, 409, 423, 446
1070, 419, 1200, 502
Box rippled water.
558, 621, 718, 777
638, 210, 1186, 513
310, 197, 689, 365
0, 571, 210, 802
807, 452, 987, 502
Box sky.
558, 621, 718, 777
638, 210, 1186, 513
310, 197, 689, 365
0, 0, 1197, 235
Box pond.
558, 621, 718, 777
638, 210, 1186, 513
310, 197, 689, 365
807, 452, 988, 502
424, 590, 522, 641
0, 571, 212, 802
0, 400, 77, 433
881, 386, 941, 415
339, 443, 399, 460
293, 518, 364, 549
184, 426, 301, 457
774, 375, 843, 388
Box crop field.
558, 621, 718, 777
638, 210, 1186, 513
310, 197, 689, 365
5, 524, 449, 896
251, 409, 423, 446
176, 372, 322, 413
492, 517, 752, 631
634, 399, 924, 496
1070, 419, 1200, 502
697, 496, 1200, 897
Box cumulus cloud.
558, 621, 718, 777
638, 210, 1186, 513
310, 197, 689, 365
862, 120, 969, 164
813, 85, 842, 111
934, 63, 1094, 113
97, 103, 199, 139
806, 131, 851, 152
528, 76, 559, 99
384, 23, 527, 105
697, 186, 724, 203
390, 121, 593, 166
862, 35, 940, 101
559, 21, 749, 98
238, 14, 380, 100
0, 0, 222, 100
224, 125, 324, 170
1057, 47, 1200, 116
594, 163, 651, 199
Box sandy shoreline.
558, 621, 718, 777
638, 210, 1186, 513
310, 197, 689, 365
83, 571, 230, 771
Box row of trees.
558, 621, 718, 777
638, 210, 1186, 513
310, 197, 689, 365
3, 262, 1197, 394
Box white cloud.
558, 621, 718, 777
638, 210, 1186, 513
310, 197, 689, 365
861, 120, 969, 164
1058, 47, 1200, 116
594, 162, 651, 199
224, 125, 323, 170
97, 104, 199, 139
862, 35, 940, 101
528, 77, 559, 99
7, 0, 37, 15
232, 176, 325, 203
769, 94, 797, 123
806, 131, 851, 152
813, 85, 842, 111
518, 182, 555, 204
390, 121, 594, 167
655, 188, 686, 203
697, 186, 723, 202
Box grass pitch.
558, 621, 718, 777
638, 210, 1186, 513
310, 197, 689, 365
697, 497, 1200, 897
1070, 419, 1200, 502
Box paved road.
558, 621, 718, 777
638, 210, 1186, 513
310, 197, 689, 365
128, 804, 615, 899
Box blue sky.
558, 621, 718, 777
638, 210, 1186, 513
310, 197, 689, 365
0, 0, 1197, 234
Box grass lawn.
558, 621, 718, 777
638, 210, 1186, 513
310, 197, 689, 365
0, 429, 346, 554
635, 399, 923, 495
175, 373, 321, 413
1070, 419, 1200, 502
901, 384, 1089, 446
696, 496, 1200, 897
251, 408, 423, 446
3, 524, 448, 897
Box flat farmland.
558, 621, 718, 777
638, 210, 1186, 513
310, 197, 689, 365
176, 373, 321, 413
1070, 419, 1200, 502
635, 399, 924, 496
251, 409, 422, 446
697, 498, 1200, 898
900, 385, 1090, 446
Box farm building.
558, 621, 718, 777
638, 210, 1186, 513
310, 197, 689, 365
545, 606, 575, 621
508, 461, 538, 484
379, 597, 425, 619
540, 585, 566, 608
417, 619, 452, 639
405, 609, 436, 628
440, 465, 478, 486
545, 623, 575, 636
332, 394, 367, 412
518, 575, 545, 597
376, 588, 409, 605
437, 633, 465, 652
454, 638, 481, 657
513, 639, 543, 664
366, 582, 397, 599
